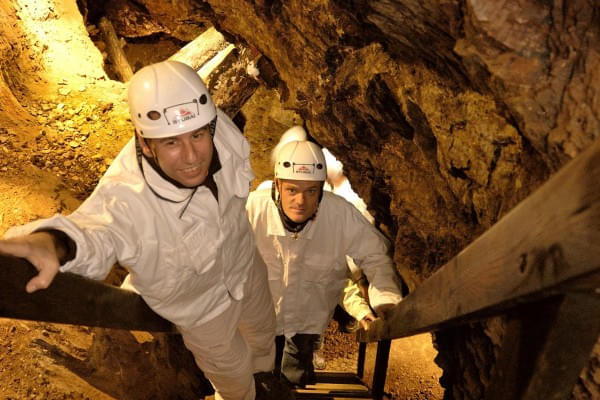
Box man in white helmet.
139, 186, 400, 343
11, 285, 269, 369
246, 131, 403, 388
0, 61, 290, 400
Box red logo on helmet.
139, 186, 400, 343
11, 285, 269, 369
296, 165, 311, 174
171, 107, 196, 124
176, 108, 192, 117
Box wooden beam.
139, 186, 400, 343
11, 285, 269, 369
520, 292, 600, 400
359, 137, 600, 342
0, 254, 174, 332
203, 45, 261, 118
357, 342, 367, 379
169, 28, 262, 118
484, 293, 600, 400
371, 340, 391, 400
483, 296, 567, 400
168, 27, 230, 71
98, 17, 133, 82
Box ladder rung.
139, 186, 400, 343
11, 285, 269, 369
314, 371, 365, 385
294, 393, 373, 400
304, 383, 369, 391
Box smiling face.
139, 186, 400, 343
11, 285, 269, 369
139, 126, 213, 187
278, 179, 322, 223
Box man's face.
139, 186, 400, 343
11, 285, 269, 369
139, 126, 213, 187
278, 179, 322, 223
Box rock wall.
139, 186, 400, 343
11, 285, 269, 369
196, 0, 598, 397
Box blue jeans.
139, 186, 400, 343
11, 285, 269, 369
275, 334, 320, 387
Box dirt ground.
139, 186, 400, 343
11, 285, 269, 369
319, 322, 443, 400
0, 1, 443, 399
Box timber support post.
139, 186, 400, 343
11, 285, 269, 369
357, 341, 367, 379
371, 339, 391, 400
484, 291, 600, 400
98, 17, 133, 82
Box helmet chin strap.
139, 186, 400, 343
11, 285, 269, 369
271, 180, 323, 233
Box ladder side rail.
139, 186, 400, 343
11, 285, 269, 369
359, 137, 600, 344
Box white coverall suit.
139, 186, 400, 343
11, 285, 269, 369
246, 188, 402, 384
254, 180, 373, 324
6, 109, 276, 400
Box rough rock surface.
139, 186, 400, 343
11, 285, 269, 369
200, 1, 598, 398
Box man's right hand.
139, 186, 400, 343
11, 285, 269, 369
0, 232, 61, 293
359, 312, 376, 330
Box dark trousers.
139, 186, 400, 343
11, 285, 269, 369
275, 334, 320, 387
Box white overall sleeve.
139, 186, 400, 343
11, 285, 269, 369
345, 206, 403, 309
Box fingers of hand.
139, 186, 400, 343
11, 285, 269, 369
0, 235, 60, 293
26, 276, 46, 293
26, 261, 59, 293
359, 320, 370, 331
359, 313, 377, 331
0, 238, 32, 258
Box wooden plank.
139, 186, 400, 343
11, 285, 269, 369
296, 388, 359, 394
295, 396, 372, 400
315, 372, 365, 385
294, 389, 372, 399
520, 292, 600, 400
484, 292, 600, 400
202, 44, 261, 118
360, 137, 600, 342
483, 296, 566, 400
169, 27, 230, 71
296, 372, 372, 399
169, 28, 261, 119
98, 17, 133, 82
304, 383, 369, 391
0, 254, 175, 332
371, 340, 391, 400
296, 396, 372, 399
356, 342, 367, 379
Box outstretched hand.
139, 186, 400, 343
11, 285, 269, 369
0, 232, 61, 293
359, 312, 376, 330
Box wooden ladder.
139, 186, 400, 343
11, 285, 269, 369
293, 339, 392, 400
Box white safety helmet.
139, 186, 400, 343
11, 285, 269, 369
128, 60, 217, 139
274, 140, 327, 181
271, 125, 308, 166
323, 148, 344, 184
